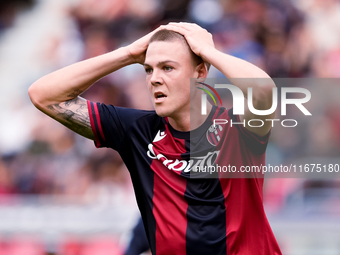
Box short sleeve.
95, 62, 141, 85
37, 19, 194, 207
87, 100, 154, 150
227, 108, 270, 155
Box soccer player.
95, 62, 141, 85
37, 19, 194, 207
29, 22, 282, 254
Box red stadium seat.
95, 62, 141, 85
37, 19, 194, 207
81, 236, 122, 255
3, 237, 45, 255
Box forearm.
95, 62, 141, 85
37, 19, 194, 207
201, 46, 276, 135
28, 46, 134, 107
201, 47, 275, 98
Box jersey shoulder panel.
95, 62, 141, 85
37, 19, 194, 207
226, 108, 270, 155
87, 101, 159, 150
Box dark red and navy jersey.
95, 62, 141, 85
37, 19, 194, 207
87, 100, 282, 255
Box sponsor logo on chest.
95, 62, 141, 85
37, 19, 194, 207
146, 130, 219, 173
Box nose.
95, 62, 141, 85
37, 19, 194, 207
150, 69, 163, 86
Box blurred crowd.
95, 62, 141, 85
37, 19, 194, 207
0, 0, 340, 254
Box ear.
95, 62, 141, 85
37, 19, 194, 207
195, 62, 208, 82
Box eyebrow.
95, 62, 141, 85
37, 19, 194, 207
143, 60, 179, 67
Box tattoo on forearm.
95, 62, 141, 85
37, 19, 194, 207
48, 97, 94, 139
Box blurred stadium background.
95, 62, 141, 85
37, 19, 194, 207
0, 0, 340, 254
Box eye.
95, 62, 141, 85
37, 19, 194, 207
145, 68, 153, 74
163, 66, 173, 72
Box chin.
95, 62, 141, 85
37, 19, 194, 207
154, 106, 172, 118
155, 110, 168, 117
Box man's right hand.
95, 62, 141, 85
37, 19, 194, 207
127, 25, 166, 64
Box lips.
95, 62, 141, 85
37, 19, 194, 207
154, 91, 167, 103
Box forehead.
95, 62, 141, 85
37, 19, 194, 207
145, 40, 192, 65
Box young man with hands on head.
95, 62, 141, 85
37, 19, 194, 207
29, 22, 282, 255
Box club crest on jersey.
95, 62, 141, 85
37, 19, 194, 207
206, 124, 223, 146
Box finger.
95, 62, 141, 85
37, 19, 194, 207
167, 22, 191, 31
155, 25, 167, 32
163, 24, 189, 35
148, 25, 168, 37
179, 22, 197, 26
168, 22, 204, 33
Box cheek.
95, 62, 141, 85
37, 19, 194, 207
146, 78, 152, 91
177, 85, 191, 101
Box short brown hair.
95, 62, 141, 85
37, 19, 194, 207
149, 29, 210, 70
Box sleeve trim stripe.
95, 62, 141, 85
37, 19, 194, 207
92, 102, 106, 142
87, 100, 101, 147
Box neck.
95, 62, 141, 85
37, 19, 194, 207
168, 103, 212, 132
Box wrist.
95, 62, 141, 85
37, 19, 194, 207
199, 46, 217, 63
123, 45, 145, 65
120, 46, 139, 65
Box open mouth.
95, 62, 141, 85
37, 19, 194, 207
154, 92, 167, 102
